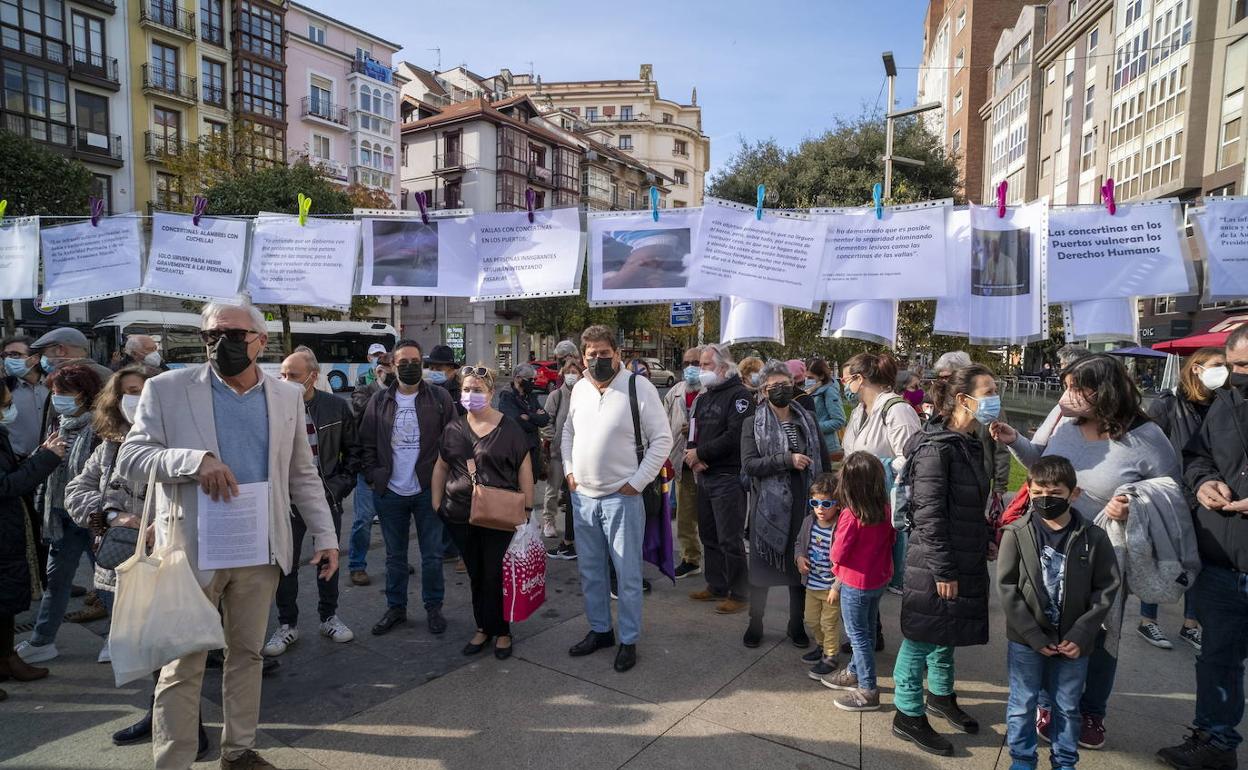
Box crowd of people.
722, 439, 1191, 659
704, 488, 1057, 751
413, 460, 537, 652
1, 302, 1246, 770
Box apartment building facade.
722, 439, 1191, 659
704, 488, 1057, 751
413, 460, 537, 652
285, 1, 401, 203
1, 0, 134, 213
980, 4, 1048, 203
510, 64, 709, 207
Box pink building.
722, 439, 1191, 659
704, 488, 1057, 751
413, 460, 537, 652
285, 2, 403, 204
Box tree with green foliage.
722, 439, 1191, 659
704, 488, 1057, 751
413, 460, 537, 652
0, 131, 94, 335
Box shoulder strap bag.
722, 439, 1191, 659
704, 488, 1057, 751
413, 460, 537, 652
628, 375, 663, 519
466, 425, 529, 531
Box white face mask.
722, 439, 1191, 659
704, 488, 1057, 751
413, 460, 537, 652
143, 351, 162, 368
1199, 365, 1229, 391
698, 370, 722, 389
120, 393, 141, 424
564, 373, 579, 386
0, 404, 16, 425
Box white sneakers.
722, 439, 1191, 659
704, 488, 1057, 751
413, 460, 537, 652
262, 625, 300, 657
15, 640, 58, 664
319, 616, 354, 644
542, 521, 558, 539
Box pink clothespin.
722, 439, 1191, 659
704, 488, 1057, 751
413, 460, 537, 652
525, 188, 536, 224
415, 191, 429, 225
192, 195, 208, 227
89, 196, 104, 227
996, 181, 1008, 219
1101, 178, 1116, 215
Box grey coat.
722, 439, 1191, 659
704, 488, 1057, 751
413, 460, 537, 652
65, 439, 146, 591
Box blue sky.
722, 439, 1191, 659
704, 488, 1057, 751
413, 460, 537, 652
314, 0, 930, 179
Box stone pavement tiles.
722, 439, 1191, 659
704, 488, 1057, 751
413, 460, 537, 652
0, 506, 1240, 770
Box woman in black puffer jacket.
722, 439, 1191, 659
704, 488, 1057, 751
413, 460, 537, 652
891, 365, 995, 757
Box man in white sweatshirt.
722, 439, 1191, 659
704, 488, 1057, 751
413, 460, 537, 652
562, 325, 673, 672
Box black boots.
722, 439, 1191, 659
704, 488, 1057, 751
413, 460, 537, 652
111, 710, 209, 761
926, 692, 979, 734
893, 712, 953, 756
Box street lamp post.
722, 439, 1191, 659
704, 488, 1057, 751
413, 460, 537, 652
881, 51, 942, 201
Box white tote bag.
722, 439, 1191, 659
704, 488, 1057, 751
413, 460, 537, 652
110, 466, 225, 686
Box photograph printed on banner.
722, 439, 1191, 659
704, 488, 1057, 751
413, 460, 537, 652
971, 226, 1030, 297
602, 228, 691, 290
369, 219, 440, 288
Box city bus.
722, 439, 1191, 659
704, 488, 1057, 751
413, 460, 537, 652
93, 311, 398, 392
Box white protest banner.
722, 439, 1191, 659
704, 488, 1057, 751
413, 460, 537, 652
814, 201, 950, 301
720, 296, 784, 345
246, 216, 360, 307
472, 207, 583, 301
933, 208, 971, 336
690, 199, 827, 309
587, 209, 713, 305
968, 202, 1047, 344
1068, 299, 1138, 342
143, 212, 247, 302
41, 217, 143, 305
359, 214, 478, 297
1047, 200, 1193, 302
821, 301, 898, 346
1192, 197, 1248, 301
0, 217, 40, 300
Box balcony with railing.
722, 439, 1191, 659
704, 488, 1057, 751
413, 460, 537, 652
350, 58, 395, 84
76, 0, 116, 13
140, 2, 196, 38
144, 131, 191, 161
301, 96, 348, 128
433, 150, 476, 174
672, 147, 690, 158
142, 64, 197, 103
75, 128, 123, 165
289, 149, 349, 181
527, 163, 553, 185
69, 49, 120, 89
433, 189, 464, 209
200, 21, 224, 47
202, 84, 226, 108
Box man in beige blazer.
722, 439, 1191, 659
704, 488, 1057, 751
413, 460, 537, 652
118, 300, 337, 770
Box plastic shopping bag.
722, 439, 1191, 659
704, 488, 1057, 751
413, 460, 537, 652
110, 469, 225, 686
503, 517, 547, 622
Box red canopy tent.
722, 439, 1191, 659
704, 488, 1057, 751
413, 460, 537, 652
1152, 314, 1248, 355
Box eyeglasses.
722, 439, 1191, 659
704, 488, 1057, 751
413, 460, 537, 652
809, 499, 838, 509
1, 351, 27, 359
199, 328, 257, 345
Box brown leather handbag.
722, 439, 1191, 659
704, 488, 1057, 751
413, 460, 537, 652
466, 456, 528, 531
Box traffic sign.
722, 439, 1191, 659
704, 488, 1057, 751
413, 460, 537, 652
670, 302, 694, 328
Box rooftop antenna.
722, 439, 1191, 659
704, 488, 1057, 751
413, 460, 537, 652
527, 60, 535, 79
428, 47, 441, 69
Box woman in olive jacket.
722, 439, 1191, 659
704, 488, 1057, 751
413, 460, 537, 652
891, 365, 996, 757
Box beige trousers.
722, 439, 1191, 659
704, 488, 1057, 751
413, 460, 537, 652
153, 564, 280, 769
676, 472, 701, 564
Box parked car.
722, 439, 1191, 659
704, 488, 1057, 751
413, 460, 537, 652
533, 360, 563, 393
642, 357, 676, 387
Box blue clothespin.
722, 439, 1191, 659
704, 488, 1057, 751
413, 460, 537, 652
192, 195, 207, 227
873, 183, 883, 220
89, 196, 104, 227
649, 186, 660, 222
755, 184, 765, 221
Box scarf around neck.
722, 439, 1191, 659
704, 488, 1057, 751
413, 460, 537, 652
749, 402, 822, 572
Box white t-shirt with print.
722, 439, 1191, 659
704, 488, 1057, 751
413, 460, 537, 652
388, 390, 422, 495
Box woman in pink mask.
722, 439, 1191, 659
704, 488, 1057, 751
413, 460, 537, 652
432, 366, 535, 660
989, 354, 1180, 752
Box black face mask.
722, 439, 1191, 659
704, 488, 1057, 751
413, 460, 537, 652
1031, 495, 1071, 521
519, 380, 534, 394
589, 356, 616, 383
1231, 372, 1248, 392
767, 384, 794, 408
396, 362, 423, 386
208, 338, 253, 378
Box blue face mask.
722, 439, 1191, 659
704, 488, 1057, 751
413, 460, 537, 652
51, 393, 79, 416
426, 370, 447, 385
0, 404, 16, 425
970, 394, 1001, 423
40, 355, 56, 373
683, 365, 701, 387
3, 357, 29, 378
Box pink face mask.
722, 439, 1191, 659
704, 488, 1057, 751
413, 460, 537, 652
1058, 388, 1093, 418
461, 391, 489, 413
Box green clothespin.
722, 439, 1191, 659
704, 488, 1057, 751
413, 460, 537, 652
0, 199, 8, 226
297, 193, 311, 226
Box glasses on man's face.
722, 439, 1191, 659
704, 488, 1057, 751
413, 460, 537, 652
809, 499, 837, 509
1, 350, 27, 359
199, 328, 256, 345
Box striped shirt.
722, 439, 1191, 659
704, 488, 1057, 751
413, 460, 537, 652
806, 521, 835, 590
781, 421, 801, 452
304, 407, 319, 469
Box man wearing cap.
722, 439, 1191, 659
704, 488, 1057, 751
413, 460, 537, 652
603, 230, 689, 290
424, 345, 464, 416
30, 327, 112, 383
356, 343, 389, 388
498, 363, 550, 481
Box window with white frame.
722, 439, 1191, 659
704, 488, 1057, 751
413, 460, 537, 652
308, 23, 324, 44
956, 7, 965, 32
955, 48, 964, 72
1087, 29, 1098, 55
1154, 295, 1177, 314
952, 129, 961, 153
1084, 85, 1095, 120
1080, 132, 1095, 172
312, 134, 330, 160
1218, 38, 1245, 169
953, 89, 963, 113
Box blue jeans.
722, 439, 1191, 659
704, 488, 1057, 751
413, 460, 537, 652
375, 488, 445, 611
30, 514, 93, 646
572, 491, 644, 645
1140, 591, 1197, 622
1007, 640, 1089, 770
1193, 565, 1248, 751
839, 584, 884, 690
348, 473, 376, 572
1037, 627, 1115, 718
889, 530, 907, 590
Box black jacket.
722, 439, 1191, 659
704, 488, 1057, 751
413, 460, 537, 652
1150, 390, 1207, 510
305, 389, 362, 506
497, 386, 549, 449
1183, 387, 1248, 572
359, 381, 455, 494
900, 418, 991, 648
351, 378, 386, 423
689, 374, 755, 475
997, 511, 1121, 655
0, 426, 61, 616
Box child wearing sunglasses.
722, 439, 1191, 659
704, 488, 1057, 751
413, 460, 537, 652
796, 472, 842, 680
823, 452, 896, 712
